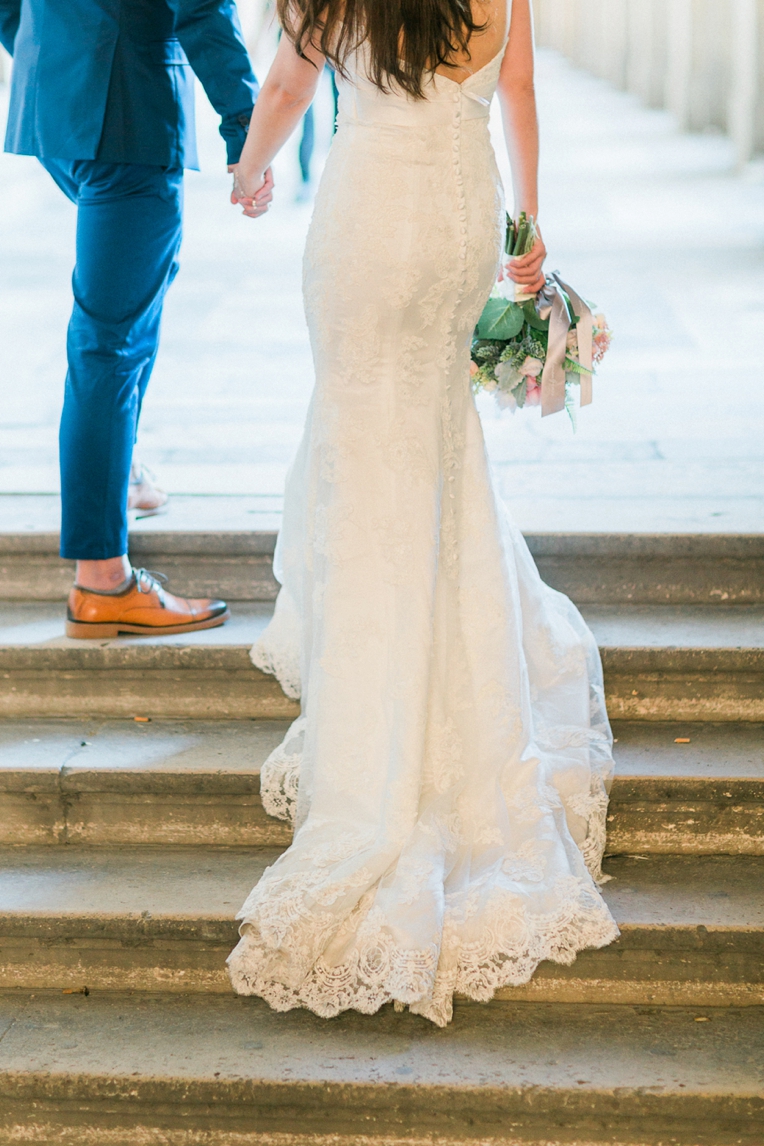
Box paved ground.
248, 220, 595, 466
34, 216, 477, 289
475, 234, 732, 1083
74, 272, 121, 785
1, 49, 763, 533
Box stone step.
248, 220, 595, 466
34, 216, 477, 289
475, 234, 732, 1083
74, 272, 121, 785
3, 529, 764, 605
0, 849, 761, 1007
607, 721, 764, 855
1, 993, 760, 1146
1, 719, 762, 855
0, 602, 297, 721
2, 602, 763, 721
0, 530, 281, 603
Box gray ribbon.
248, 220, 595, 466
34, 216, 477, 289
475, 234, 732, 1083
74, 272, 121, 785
538, 273, 594, 417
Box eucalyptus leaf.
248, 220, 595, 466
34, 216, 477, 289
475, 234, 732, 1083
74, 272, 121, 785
477, 298, 525, 340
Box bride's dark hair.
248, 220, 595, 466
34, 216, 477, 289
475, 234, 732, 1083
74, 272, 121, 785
277, 0, 487, 99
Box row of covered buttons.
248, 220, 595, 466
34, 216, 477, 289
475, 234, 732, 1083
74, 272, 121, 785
453, 92, 468, 256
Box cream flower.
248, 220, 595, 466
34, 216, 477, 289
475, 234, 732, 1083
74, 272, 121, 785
520, 356, 543, 378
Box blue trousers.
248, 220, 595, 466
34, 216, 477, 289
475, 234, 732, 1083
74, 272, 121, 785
43, 160, 183, 560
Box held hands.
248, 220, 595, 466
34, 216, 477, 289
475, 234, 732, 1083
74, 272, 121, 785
229, 166, 275, 218
507, 231, 547, 295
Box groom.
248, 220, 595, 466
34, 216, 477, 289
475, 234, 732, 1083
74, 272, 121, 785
0, 0, 270, 637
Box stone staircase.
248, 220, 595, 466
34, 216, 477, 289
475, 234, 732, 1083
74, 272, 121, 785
0, 527, 762, 1145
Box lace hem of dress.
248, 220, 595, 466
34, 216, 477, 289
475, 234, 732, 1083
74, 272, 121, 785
258, 733, 612, 885
250, 634, 301, 701
227, 874, 619, 1028
258, 716, 305, 821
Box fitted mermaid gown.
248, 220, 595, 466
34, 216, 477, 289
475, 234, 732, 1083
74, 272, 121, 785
227, 32, 619, 1027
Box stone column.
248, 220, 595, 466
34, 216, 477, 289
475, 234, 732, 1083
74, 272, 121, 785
666, 0, 735, 132
579, 0, 604, 75
693, 0, 734, 132
536, 0, 638, 87
665, 0, 694, 128
627, 0, 669, 108
728, 0, 764, 163
601, 0, 629, 89
534, 0, 762, 158
531, 0, 547, 44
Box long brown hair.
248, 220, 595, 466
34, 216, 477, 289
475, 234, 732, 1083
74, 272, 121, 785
277, 0, 487, 99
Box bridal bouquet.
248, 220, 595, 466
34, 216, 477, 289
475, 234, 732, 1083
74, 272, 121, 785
471, 214, 612, 424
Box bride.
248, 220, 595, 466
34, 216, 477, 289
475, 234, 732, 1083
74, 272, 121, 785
226, 0, 619, 1027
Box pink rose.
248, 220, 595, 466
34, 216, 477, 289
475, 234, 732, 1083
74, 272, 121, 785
592, 327, 612, 364
469, 360, 479, 377
524, 379, 542, 406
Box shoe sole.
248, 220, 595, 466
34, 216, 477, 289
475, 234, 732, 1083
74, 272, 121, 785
130, 504, 170, 520
65, 609, 231, 640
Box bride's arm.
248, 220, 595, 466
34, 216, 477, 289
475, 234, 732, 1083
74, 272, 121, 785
232, 32, 326, 216
496, 0, 547, 291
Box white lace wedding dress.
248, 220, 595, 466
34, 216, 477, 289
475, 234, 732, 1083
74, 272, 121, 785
227, 28, 619, 1027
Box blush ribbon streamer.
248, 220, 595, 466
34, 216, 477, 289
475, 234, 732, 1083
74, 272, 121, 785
537, 273, 594, 417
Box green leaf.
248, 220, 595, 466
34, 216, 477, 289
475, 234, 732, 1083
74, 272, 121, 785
504, 213, 514, 256
565, 384, 578, 431
477, 298, 525, 340
521, 300, 550, 332
564, 356, 593, 376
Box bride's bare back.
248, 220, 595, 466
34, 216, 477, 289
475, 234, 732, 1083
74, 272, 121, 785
434, 0, 510, 83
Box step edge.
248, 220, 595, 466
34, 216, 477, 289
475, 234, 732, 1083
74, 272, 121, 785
3, 530, 764, 557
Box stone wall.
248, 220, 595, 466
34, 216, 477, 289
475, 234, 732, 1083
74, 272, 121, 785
532, 0, 764, 164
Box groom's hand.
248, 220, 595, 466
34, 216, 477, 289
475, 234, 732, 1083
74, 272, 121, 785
229, 166, 275, 218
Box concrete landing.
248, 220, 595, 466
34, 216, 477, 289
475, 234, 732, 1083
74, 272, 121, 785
0, 993, 761, 1144
2, 49, 764, 536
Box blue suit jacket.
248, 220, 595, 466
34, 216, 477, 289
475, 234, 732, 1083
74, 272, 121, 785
0, 0, 258, 168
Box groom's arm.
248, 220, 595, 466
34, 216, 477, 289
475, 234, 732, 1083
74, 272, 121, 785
0, 0, 21, 55
168, 0, 259, 165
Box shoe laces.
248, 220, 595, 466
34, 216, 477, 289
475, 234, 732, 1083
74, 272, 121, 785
134, 568, 168, 595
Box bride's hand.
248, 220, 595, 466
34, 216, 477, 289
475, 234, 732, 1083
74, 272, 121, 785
507, 231, 547, 294
229, 166, 275, 218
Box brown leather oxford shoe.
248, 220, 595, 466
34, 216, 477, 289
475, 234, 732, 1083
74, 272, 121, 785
66, 568, 230, 639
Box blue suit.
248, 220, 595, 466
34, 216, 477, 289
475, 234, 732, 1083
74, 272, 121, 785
0, 0, 258, 559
